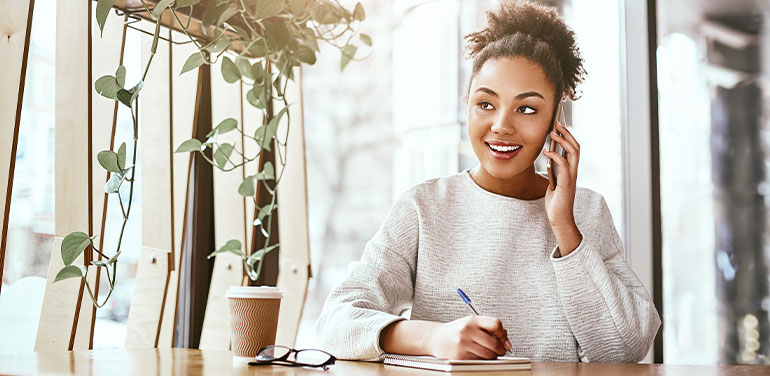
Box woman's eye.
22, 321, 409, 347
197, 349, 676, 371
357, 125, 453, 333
478, 101, 494, 110
518, 106, 536, 114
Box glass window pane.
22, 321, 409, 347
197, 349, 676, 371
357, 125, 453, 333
0, 0, 57, 354
657, 1, 769, 364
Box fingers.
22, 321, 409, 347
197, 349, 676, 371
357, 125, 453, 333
465, 341, 502, 360
555, 121, 580, 152
473, 317, 511, 355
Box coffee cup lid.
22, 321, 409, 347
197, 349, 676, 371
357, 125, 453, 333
226, 286, 283, 299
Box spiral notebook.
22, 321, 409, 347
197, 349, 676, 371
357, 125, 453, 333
383, 354, 531, 372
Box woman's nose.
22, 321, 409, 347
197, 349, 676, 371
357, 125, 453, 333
490, 110, 517, 135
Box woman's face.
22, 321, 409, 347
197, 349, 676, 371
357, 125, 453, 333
466, 56, 557, 181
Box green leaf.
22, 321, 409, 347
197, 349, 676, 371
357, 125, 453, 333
258, 203, 277, 222
263, 20, 289, 51
246, 89, 261, 109
95, 75, 121, 100
238, 176, 255, 197
180, 52, 205, 75
252, 243, 279, 260
116, 89, 132, 107
360, 33, 372, 46
104, 171, 124, 193
251, 62, 266, 83
97, 150, 121, 173
221, 57, 241, 83
175, 0, 200, 7
115, 81, 142, 108
295, 45, 316, 64
232, 25, 252, 41
175, 138, 202, 153
219, 143, 234, 158
151, 0, 174, 19
208, 239, 243, 258
96, 0, 117, 36
255, 0, 285, 19
247, 40, 269, 58
256, 161, 275, 180
91, 260, 109, 267
341, 44, 357, 71
288, 0, 307, 13
206, 118, 238, 138
61, 232, 93, 266
214, 147, 229, 169
115, 65, 126, 87
54, 265, 85, 283
117, 142, 127, 170
235, 57, 254, 80
203, 39, 231, 54
217, 4, 239, 26
353, 2, 365, 21
302, 28, 319, 52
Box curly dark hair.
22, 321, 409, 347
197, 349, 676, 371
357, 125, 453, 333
463, 0, 586, 103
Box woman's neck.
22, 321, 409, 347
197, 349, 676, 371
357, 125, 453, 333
468, 164, 549, 200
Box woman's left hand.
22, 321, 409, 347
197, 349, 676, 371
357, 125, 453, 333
543, 121, 583, 256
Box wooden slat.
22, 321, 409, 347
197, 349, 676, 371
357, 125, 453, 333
0, 0, 34, 288
72, 266, 98, 349
156, 28, 199, 348
274, 67, 311, 347
198, 58, 248, 351
125, 17, 173, 349
35, 0, 91, 352
73, 8, 128, 351
241, 83, 263, 251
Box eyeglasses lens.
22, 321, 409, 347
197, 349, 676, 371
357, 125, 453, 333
256, 346, 291, 361
294, 350, 333, 366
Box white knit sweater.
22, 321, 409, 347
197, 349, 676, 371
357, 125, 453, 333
315, 169, 661, 362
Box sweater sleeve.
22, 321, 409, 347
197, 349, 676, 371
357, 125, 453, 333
315, 194, 419, 361
549, 195, 661, 363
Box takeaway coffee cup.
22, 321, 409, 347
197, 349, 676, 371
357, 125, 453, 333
226, 286, 283, 363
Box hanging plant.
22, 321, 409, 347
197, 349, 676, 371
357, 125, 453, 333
54, 0, 371, 307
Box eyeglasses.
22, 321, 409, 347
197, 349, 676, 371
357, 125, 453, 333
248, 345, 337, 370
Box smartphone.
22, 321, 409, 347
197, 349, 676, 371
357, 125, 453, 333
546, 102, 567, 188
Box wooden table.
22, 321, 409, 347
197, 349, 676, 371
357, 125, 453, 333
1, 349, 768, 375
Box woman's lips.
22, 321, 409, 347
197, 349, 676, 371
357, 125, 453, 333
486, 142, 522, 160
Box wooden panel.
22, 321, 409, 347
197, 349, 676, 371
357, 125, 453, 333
274, 67, 311, 347
0, 0, 34, 287
125, 18, 173, 349
156, 29, 199, 348
35, 238, 86, 351
35, 0, 91, 352
125, 246, 171, 348
198, 58, 248, 350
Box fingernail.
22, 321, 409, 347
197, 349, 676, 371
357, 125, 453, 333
505, 339, 512, 349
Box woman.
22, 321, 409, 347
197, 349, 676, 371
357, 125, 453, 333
315, 0, 660, 363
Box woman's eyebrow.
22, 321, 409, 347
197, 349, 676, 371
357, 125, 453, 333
474, 87, 544, 100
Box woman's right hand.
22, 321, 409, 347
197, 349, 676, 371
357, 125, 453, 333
427, 316, 512, 359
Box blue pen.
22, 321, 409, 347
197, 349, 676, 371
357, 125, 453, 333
457, 288, 481, 316
457, 288, 512, 356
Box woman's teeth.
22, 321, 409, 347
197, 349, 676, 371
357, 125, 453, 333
488, 144, 521, 152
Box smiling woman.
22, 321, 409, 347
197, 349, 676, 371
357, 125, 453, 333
314, 0, 660, 364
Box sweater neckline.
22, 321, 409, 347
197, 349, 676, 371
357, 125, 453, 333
461, 168, 547, 204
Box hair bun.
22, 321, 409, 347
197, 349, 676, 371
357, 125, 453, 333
464, 0, 586, 101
